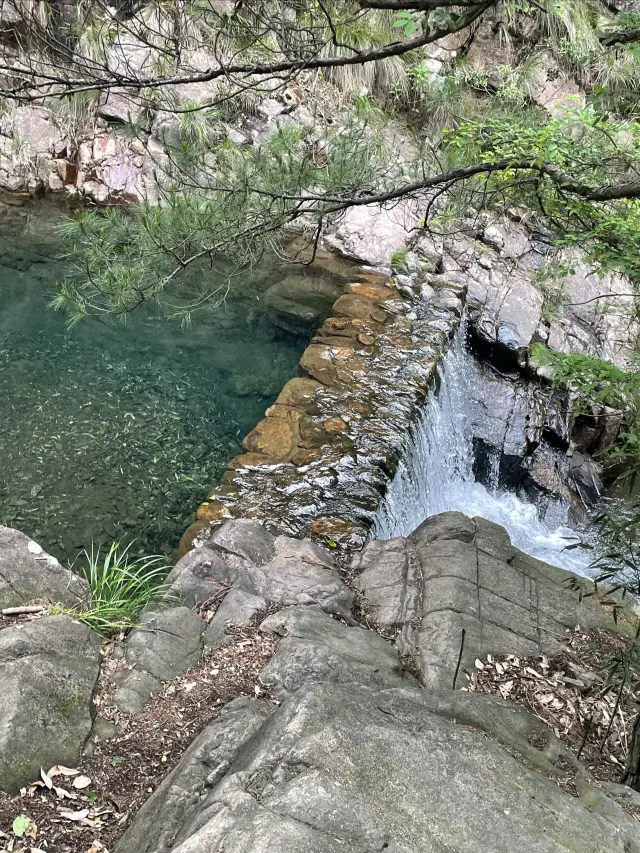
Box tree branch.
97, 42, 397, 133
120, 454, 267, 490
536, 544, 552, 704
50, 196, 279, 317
3, 1, 493, 99
600, 27, 640, 47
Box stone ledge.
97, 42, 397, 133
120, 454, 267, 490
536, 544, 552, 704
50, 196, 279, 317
180, 270, 466, 556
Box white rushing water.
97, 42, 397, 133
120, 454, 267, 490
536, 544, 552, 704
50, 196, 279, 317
373, 327, 593, 575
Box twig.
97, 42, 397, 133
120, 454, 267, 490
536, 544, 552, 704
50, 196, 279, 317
453, 627, 466, 690
577, 714, 593, 760
2, 605, 45, 616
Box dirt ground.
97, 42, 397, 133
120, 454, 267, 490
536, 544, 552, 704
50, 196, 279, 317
0, 627, 277, 853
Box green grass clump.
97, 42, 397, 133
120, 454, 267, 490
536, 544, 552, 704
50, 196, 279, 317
59, 542, 170, 637
390, 247, 410, 272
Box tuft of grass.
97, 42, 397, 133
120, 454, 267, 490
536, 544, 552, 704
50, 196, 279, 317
390, 247, 410, 272
56, 542, 170, 637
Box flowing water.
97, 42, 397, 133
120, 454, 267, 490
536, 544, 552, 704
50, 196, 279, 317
373, 327, 594, 575
0, 204, 338, 564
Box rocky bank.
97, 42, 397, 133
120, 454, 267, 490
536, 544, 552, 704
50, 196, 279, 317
2, 513, 640, 852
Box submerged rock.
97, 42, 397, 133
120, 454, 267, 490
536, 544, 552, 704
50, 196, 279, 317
265, 275, 343, 335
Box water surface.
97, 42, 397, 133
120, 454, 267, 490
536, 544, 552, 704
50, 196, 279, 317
0, 204, 333, 563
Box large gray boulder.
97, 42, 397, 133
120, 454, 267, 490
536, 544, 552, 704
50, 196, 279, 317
259, 605, 416, 700
167, 521, 354, 619
0, 615, 101, 793
116, 683, 637, 853
115, 515, 640, 853
0, 525, 90, 609
356, 511, 624, 688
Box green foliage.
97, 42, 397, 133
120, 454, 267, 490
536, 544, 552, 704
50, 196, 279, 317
58, 542, 170, 637
321, 7, 410, 99
532, 344, 640, 476
52, 100, 393, 321
531, 344, 639, 412
390, 247, 410, 272
445, 106, 640, 281
392, 10, 418, 38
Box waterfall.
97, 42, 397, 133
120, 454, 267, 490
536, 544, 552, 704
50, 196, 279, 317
373, 326, 593, 575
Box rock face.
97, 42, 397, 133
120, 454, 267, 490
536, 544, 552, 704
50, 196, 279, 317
113, 520, 354, 713
323, 199, 420, 267
115, 519, 639, 853
355, 511, 617, 688
418, 217, 638, 369
465, 359, 604, 521
0, 615, 101, 793
0, 525, 90, 609
117, 684, 635, 853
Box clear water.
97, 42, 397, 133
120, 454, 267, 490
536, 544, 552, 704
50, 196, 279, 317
373, 326, 594, 576
0, 205, 331, 564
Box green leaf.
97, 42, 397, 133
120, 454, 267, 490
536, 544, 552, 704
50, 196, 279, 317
12, 815, 30, 837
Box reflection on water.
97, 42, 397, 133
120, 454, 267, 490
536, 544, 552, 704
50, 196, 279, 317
0, 205, 333, 563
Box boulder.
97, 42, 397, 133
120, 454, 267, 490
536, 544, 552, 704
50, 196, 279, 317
98, 90, 146, 125
112, 669, 163, 716
115, 523, 352, 710
324, 199, 420, 267
204, 589, 266, 648
259, 605, 412, 700
116, 682, 634, 853
264, 276, 343, 335
0, 615, 101, 793
249, 537, 354, 620
167, 521, 353, 619
0, 525, 90, 609
122, 606, 204, 683
356, 511, 624, 688
113, 606, 204, 713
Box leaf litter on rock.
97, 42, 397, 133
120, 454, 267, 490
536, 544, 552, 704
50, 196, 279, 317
466, 626, 640, 809
0, 626, 278, 853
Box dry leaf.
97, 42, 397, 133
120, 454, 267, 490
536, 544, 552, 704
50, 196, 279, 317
47, 766, 79, 778
525, 667, 542, 679
72, 776, 92, 790
40, 769, 52, 790
54, 785, 78, 800
474, 659, 485, 670
58, 808, 90, 822
499, 679, 514, 698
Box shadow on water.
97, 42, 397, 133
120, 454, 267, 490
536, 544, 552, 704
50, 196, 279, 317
0, 203, 337, 564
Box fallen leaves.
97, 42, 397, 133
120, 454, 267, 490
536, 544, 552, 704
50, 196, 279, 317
1, 626, 278, 853
466, 628, 640, 786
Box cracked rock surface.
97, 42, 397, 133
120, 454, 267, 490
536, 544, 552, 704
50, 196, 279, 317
116, 517, 640, 852
355, 511, 619, 688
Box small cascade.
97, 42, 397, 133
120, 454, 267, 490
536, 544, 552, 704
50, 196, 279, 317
373, 326, 593, 575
